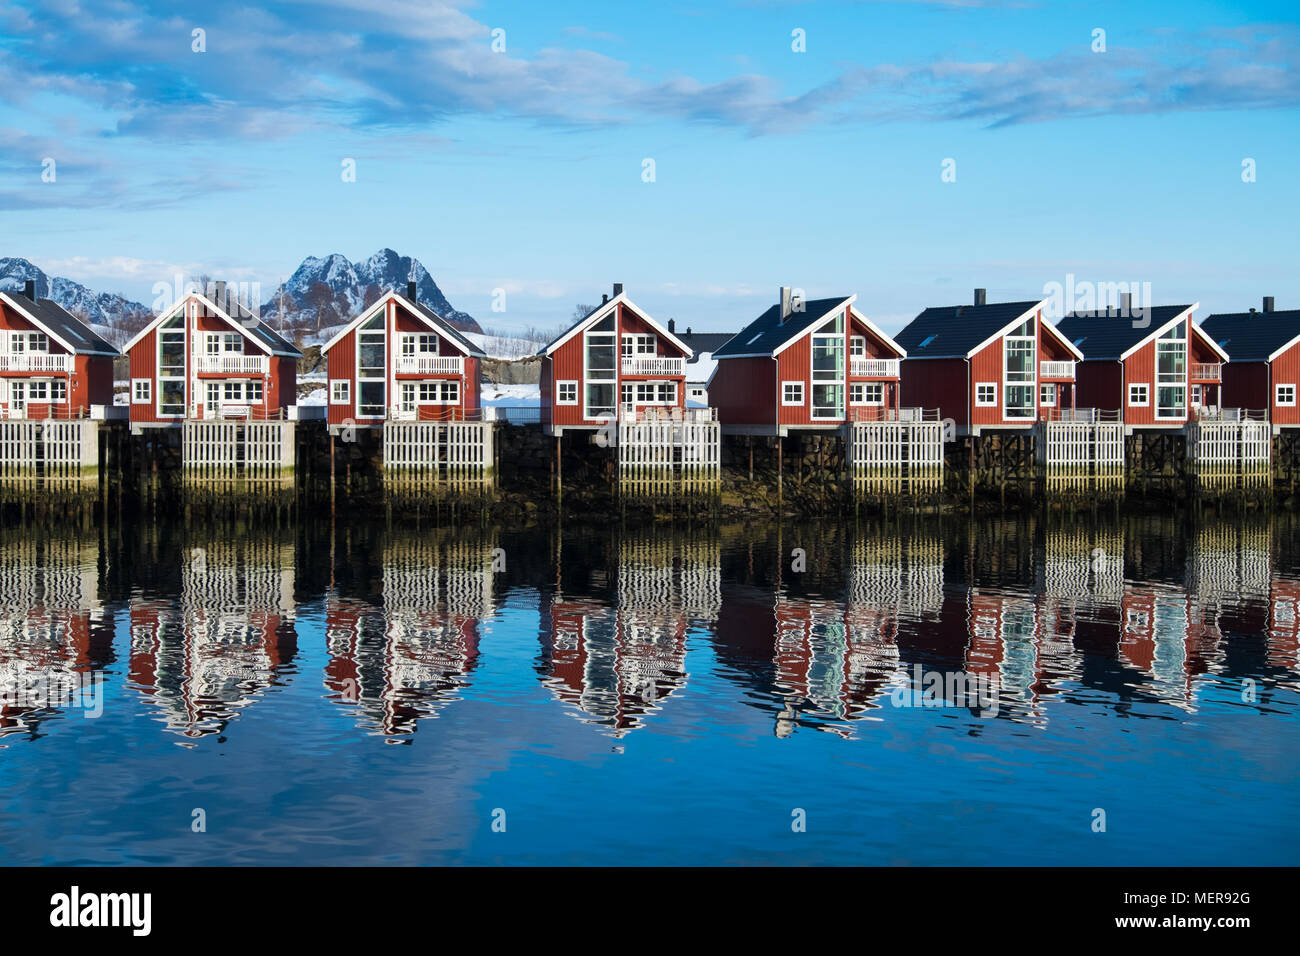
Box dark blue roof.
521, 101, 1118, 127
1201, 310, 1300, 362
2, 292, 118, 355
1054, 306, 1193, 361
713, 297, 852, 358
893, 300, 1041, 359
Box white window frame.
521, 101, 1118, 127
781, 381, 804, 406
556, 380, 578, 406
1129, 383, 1150, 407
1277, 384, 1297, 408
132, 378, 152, 404
330, 380, 350, 405
850, 382, 883, 406
975, 382, 998, 407
1040, 383, 1056, 407
621, 333, 656, 357
1154, 321, 1187, 420
809, 312, 845, 421
1002, 320, 1036, 421
849, 335, 867, 357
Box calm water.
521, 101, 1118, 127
0, 512, 1297, 865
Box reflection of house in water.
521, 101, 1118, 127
0, 534, 112, 736
1268, 576, 1300, 673
538, 534, 718, 736
714, 533, 947, 737
129, 536, 297, 738
325, 532, 493, 737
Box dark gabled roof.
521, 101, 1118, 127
409, 300, 485, 358
893, 300, 1041, 359
713, 297, 852, 359
223, 296, 301, 357
1054, 306, 1192, 361
1201, 310, 1300, 363
675, 331, 735, 357
2, 293, 118, 355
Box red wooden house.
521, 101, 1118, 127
1055, 303, 1227, 430
321, 281, 485, 427
0, 281, 117, 419
122, 282, 300, 425
539, 283, 695, 433
1201, 298, 1300, 431
894, 290, 1082, 436
709, 288, 906, 434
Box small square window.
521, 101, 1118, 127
1277, 384, 1296, 407
1040, 383, 1056, 407
557, 381, 578, 405
782, 381, 804, 406
975, 383, 997, 407
132, 379, 151, 404
1129, 383, 1150, 407
330, 380, 350, 404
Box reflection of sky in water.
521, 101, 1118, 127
0, 516, 1296, 865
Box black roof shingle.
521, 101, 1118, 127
2, 292, 118, 355
713, 297, 853, 359
1200, 310, 1300, 362
1054, 306, 1194, 361
893, 300, 1042, 358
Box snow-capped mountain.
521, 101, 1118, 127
261, 248, 481, 333
0, 257, 152, 341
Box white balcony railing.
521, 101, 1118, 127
0, 353, 71, 372
395, 355, 464, 376
621, 356, 685, 376
1039, 360, 1076, 379
1191, 362, 1222, 381
849, 357, 900, 378
195, 354, 269, 374
620, 406, 717, 424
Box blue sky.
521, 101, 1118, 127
1, 0, 1296, 334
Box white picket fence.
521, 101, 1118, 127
617, 420, 720, 495
1187, 420, 1271, 487
0, 419, 98, 484
847, 420, 943, 494
183, 420, 294, 483
383, 421, 494, 492
1037, 421, 1125, 491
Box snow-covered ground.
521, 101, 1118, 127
481, 383, 540, 406
465, 332, 543, 360
300, 388, 327, 406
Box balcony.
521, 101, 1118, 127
849, 357, 900, 378
619, 406, 717, 423
1191, 362, 1222, 382
1039, 360, 1076, 379
395, 355, 464, 376
0, 353, 71, 372
621, 355, 685, 376
195, 354, 269, 374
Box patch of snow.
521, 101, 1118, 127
481, 383, 540, 405
299, 388, 328, 406
465, 332, 542, 360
